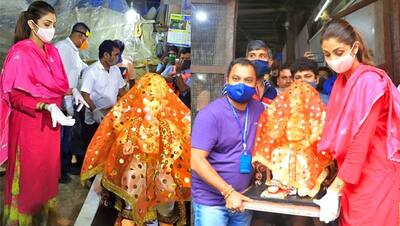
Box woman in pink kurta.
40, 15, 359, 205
0, 1, 74, 225
314, 19, 400, 226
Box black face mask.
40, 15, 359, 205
181, 60, 191, 70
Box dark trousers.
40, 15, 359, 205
60, 109, 89, 175
60, 126, 73, 176
82, 122, 99, 156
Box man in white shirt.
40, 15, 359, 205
81, 40, 126, 155
55, 22, 91, 183
55, 22, 90, 113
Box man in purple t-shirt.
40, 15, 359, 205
191, 58, 264, 226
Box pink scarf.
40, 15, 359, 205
0, 39, 69, 165
318, 64, 400, 162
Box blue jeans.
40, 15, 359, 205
193, 201, 253, 226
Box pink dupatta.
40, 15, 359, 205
318, 64, 400, 162
0, 39, 69, 165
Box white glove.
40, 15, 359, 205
314, 189, 341, 223
92, 108, 105, 123
64, 96, 74, 116
47, 104, 75, 127
72, 88, 89, 112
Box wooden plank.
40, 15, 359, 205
242, 185, 320, 217
238, 8, 287, 15
383, 0, 394, 79
385, 0, 400, 85
74, 174, 103, 226
225, 0, 238, 63
191, 65, 227, 74
244, 200, 320, 218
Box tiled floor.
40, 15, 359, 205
57, 175, 90, 224
0, 173, 191, 226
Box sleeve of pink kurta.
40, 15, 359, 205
9, 90, 39, 117
337, 95, 384, 185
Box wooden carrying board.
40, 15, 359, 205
243, 185, 320, 217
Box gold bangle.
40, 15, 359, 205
36, 102, 42, 110
221, 185, 233, 197
224, 188, 235, 200
36, 102, 46, 110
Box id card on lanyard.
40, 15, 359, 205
226, 97, 252, 174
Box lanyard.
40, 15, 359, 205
255, 86, 262, 101
226, 97, 249, 153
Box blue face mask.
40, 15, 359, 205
252, 60, 270, 79
306, 80, 317, 88
225, 83, 256, 103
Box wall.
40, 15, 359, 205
295, 24, 310, 60
296, 0, 397, 75
191, 0, 237, 115
344, 0, 385, 65
385, 0, 400, 85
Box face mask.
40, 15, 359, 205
306, 80, 317, 88
181, 60, 191, 70
225, 83, 256, 103
252, 60, 270, 79
325, 45, 356, 74
32, 21, 55, 43
80, 39, 89, 50
168, 54, 176, 64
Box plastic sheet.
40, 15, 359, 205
0, 0, 159, 73
0, 0, 28, 67
54, 8, 156, 63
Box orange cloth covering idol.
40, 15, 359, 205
80, 73, 191, 224
252, 81, 333, 197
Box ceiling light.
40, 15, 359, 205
314, 0, 331, 22
126, 2, 139, 23
196, 11, 207, 22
